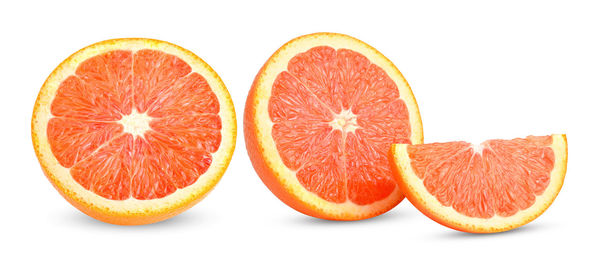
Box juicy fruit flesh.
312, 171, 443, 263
269, 46, 411, 205
47, 50, 222, 200
407, 136, 554, 218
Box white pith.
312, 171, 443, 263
118, 109, 153, 138
329, 109, 359, 133
471, 142, 486, 155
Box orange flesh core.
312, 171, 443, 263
47, 50, 221, 200
269, 46, 411, 205
407, 136, 554, 218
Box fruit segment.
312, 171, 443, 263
71, 134, 133, 200
133, 50, 191, 113
47, 118, 123, 167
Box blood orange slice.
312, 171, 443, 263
244, 33, 423, 220
390, 134, 567, 233
32, 39, 236, 225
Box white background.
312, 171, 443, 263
1, 0, 598, 262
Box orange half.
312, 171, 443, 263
32, 38, 236, 225
390, 134, 567, 233
245, 33, 423, 220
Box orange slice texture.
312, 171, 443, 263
244, 33, 423, 220
32, 39, 236, 225
390, 134, 567, 233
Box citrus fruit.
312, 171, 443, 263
244, 32, 423, 220
31, 38, 236, 225
390, 134, 567, 233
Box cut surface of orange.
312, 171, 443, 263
390, 134, 567, 233
245, 33, 423, 220
32, 38, 236, 225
